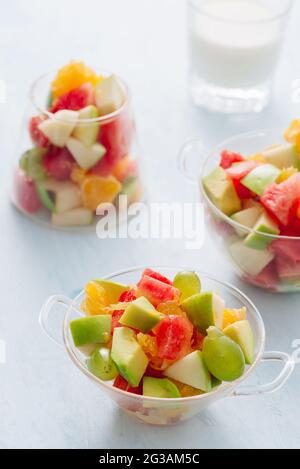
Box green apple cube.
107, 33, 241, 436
244, 212, 280, 250
241, 164, 281, 196
229, 240, 274, 276
181, 291, 225, 334
224, 320, 255, 365
173, 271, 201, 302
86, 347, 118, 381
95, 75, 125, 116
66, 137, 106, 170
111, 327, 148, 387
93, 280, 130, 305
119, 297, 163, 333
19, 148, 47, 182
203, 327, 245, 382
38, 110, 78, 148
262, 143, 299, 169
72, 105, 100, 146
164, 350, 212, 392
231, 207, 262, 237
143, 377, 181, 398
203, 167, 241, 216
52, 208, 93, 226
70, 315, 111, 347
40, 179, 82, 213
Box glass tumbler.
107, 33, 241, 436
187, 0, 293, 113
11, 67, 143, 230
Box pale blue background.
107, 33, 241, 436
0, 0, 299, 449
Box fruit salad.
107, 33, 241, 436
202, 121, 300, 292
13, 61, 142, 227
70, 269, 255, 399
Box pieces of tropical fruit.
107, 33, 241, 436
222, 307, 247, 329
137, 275, 180, 307
202, 327, 245, 382
51, 61, 100, 98
173, 271, 201, 302
153, 316, 193, 361
81, 175, 121, 211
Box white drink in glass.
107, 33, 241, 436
187, 0, 293, 113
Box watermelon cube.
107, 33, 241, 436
137, 275, 180, 307
271, 238, 300, 263
261, 173, 300, 227
142, 269, 172, 285
226, 161, 258, 199
249, 261, 278, 290
220, 150, 244, 170
276, 256, 300, 279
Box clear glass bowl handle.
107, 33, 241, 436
39, 295, 73, 347
178, 137, 207, 185
233, 351, 295, 397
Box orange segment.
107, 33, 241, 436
81, 175, 121, 211
223, 307, 247, 329
70, 165, 87, 184
170, 379, 204, 397
137, 333, 158, 359
157, 301, 185, 317
51, 61, 101, 98
284, 120, 300, 143
81, 281, 107, 316
248, 153, 266, 164
277, 167, 298, 183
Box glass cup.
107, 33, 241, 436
39, 267, 294, 426
179, 129, 300, 293
187, 0, 294, 113
11, 69, 143, 231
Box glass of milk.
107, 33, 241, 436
187, 0, 293, 113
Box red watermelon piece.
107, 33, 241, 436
137, 275, 180, 307
98, 111, 134, 159
111, 310, 124, 334
43, 146, 75, 181
90, 149, 120, 177
113, 375, 142, 395
276, 256, 300, 279
153, 316, 193, 361
118, 289, 137, 302
271, 238, 300, 263
261, 174, 300, 227
14, 168, 41, 214
142, 269, 172, 285
29, 115, 49, 148
144, 365, 164, 379
226, 161, 258, 199
50, 83, 94, 113
249, 261, 278, 290
220, 150, 244, 170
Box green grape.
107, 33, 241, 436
173, 271, 201, 302
203, 327, 245, 382
87, 347, 118, 381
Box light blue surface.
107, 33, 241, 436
0, 0, 299, 449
